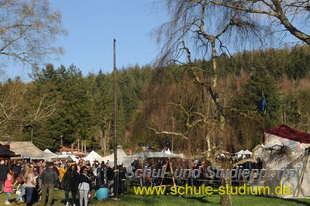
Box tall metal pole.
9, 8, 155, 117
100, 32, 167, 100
113, 39, 118, 198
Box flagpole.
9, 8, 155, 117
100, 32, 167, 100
262, 91, 266, 130
258, 91, 267, 143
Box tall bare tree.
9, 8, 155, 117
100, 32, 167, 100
0, 0, 66, 66
151, 1, 270, 205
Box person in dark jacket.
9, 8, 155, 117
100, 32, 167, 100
40, 162, 59, 206
107, 165, 115, 195
94, 163, 103, 187
118, 164, 127, 195
10, 161, 22, 181
78, 166, 92, 206
0, 160, 9, 193
62, 164, 79, 206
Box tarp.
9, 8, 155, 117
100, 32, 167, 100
0, 141, 56, 160
264, 125, 310, 144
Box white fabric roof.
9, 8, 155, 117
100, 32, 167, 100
161, 148, 171, 154
0, 141, 56, 160
83, 150, 102, 163
96, 148, 130, 166
236, 150, 245, 155
132, 151, 184, 159
43, 149, 76, 161
43, 149, 56, 155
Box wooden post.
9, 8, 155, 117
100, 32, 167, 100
113, 39, 118, 199
295, 151, 309, 197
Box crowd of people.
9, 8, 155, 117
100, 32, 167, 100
0, 159, 126, 206
0, 154, 262, 205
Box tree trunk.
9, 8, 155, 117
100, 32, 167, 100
220, 169, 232, 206
211, 38, 232, 206
206, 134, 211, 158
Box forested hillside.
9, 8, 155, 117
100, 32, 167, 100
0, 46, 309, 154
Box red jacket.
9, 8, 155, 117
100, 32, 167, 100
4, 179, 12, 192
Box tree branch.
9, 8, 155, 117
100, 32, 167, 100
147, 125, 189, 139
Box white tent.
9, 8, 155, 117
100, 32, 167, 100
259, 125, 310, 198
69, 155, 79, 163
161, 148, 171, 154
126, 151, 184, 165
96, 148, 130, 167
83, 150, 102, 164
43, 149, 76, 161
43, 149, 56, 155
236, 150, 245, 155
236, 149, 252, 157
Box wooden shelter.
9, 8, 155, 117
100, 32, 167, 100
0, 144, 20, 166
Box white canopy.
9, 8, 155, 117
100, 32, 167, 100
43, 148, 75, 161
96, 148, 129, 166
69, 155, 79, 163
161, 148, 171, 154
125, 151, 184, 166
244, 150, 252, 155
83, 150, 102, 164
132, 151, 184, 159
236, 150, 245, 155
43, 149, 56, 155
236, 150, 252, 155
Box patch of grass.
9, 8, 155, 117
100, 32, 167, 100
1, 189, 309, 206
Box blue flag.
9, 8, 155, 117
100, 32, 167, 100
258, 92, 267, 113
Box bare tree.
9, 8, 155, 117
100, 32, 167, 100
210, 0, 310, 45
0, 79, 56, 140
0, 0, 66, 66
150, 1, 272, 205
